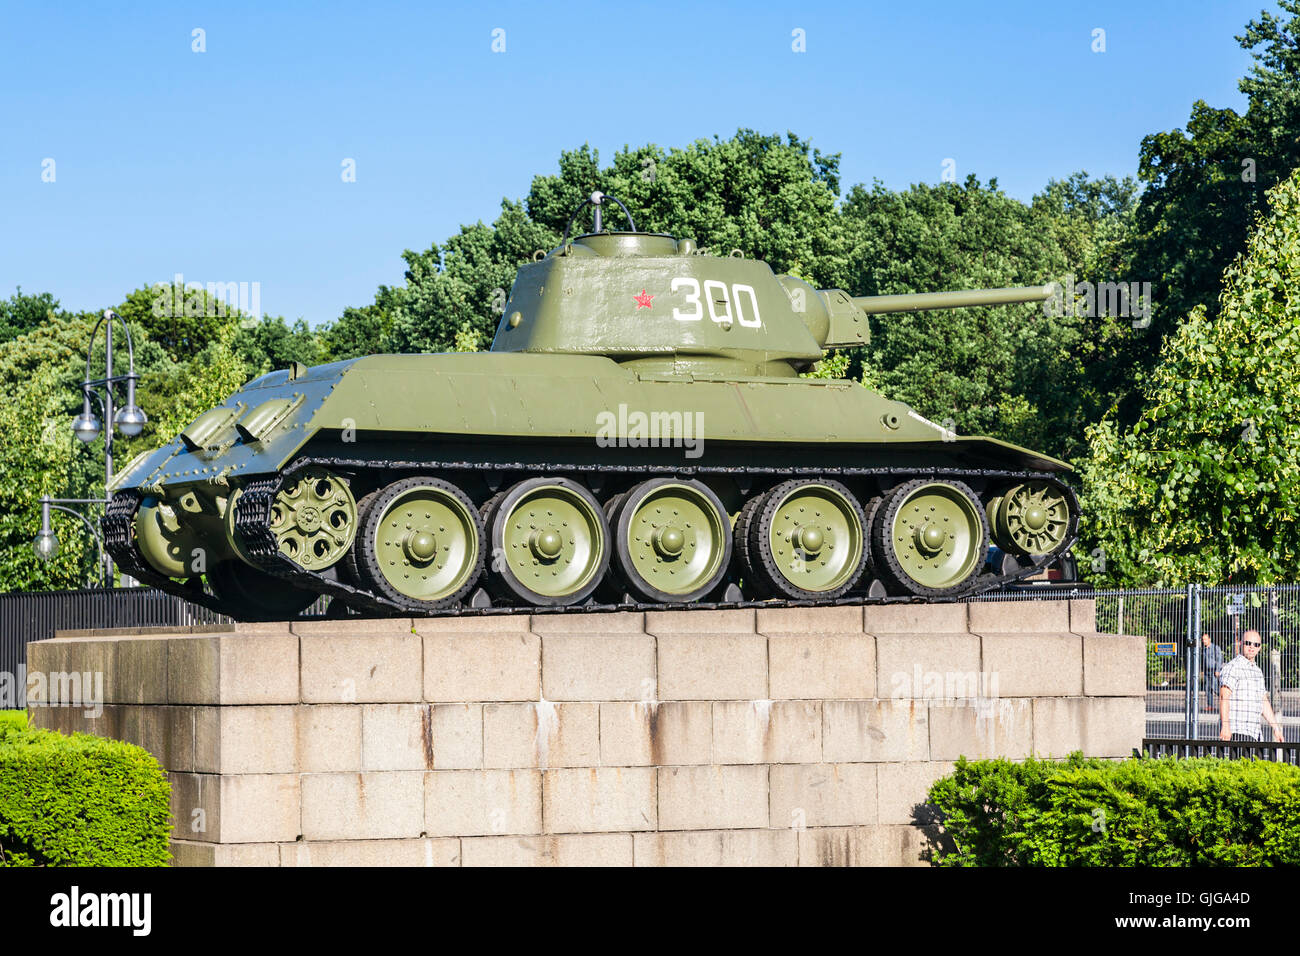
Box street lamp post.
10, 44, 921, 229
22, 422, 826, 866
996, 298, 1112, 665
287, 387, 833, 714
32, 309, 146, 585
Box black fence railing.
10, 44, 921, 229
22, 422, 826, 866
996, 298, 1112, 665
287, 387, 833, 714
0, 587, 326, 682
1138, 737, 1300, 766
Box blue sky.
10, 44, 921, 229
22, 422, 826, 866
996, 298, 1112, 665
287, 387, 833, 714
0, 0, 1266, 327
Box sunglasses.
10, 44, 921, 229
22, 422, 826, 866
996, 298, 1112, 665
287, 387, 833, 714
1244, 640, 1262, 647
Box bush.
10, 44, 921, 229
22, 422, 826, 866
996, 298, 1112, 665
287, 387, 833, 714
0, 721, 171, 866
0, 711, 25, 732
928, 753, 1300, 866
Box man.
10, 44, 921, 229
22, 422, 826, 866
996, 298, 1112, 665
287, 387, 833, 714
1200, 633, 1223, 712
1219, 629, 1284, 743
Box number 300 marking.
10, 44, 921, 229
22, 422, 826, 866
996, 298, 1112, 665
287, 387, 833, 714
670, 278, 761, 328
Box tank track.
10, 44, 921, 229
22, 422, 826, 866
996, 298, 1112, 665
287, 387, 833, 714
104, 456, 1080, 619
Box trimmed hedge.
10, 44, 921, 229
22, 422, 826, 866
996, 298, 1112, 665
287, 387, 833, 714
927, 753, 1300, 866
0, 711, 25, 732
0, 718, 171, 866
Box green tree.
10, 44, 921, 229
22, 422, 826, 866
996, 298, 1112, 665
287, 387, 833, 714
0, 288, 59, 343
114, 282, 240, 362
1081, 165, 1300, 586
1122, 2, 1300, 419
837, 175, 1081, 459
338, 130, 847, 355
234, 315, 321, 376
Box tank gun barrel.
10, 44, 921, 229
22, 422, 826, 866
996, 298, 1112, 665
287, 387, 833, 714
850, 284, 1055, 316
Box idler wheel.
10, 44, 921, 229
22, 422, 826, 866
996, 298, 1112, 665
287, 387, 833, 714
608, 478, 731, 603
744, 478, 868, 599
483, 477, 609, 606
207, 560, 319, 621
357, 477, 484, 609
871, 478, 988, 597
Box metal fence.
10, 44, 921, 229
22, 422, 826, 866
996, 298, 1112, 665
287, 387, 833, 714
0, 586, 326, 683
976, 583, 1299, 744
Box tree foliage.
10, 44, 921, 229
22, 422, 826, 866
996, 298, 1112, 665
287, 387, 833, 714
1082, 166, 1300, 586
1121, 1, 1300, 420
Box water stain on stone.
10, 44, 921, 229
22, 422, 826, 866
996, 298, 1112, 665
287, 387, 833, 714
421, 704, 435, 770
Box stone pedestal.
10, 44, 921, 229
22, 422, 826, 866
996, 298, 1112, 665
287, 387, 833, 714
26, 599, 1143, 866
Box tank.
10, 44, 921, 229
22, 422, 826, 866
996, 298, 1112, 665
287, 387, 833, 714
103, 192, 1079, 620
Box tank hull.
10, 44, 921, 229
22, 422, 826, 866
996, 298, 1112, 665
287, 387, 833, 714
105, 352, 1077, 620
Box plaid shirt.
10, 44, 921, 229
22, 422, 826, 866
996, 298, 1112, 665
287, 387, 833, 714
1220, 654, 1267, 740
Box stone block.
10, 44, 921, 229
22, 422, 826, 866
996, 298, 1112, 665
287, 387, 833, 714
656, 765, 768, 830
362, 704, 430, 771
968, 600, 1069, 634
863, 603, 967, 634
541, 632, 656, 701
1083, 633, 1146, 697
417, 615, 530, 633
461, 833, 632, 866
598, 701, 712, 766
529, 612, 644, 633
279, 838, 461, 867
979, 633, 1082, 697
210, 706, 298, 775
876, 761, 955, 825
822, 699, 929, 762
712, 700, 821, 764
756, 605, 864, 634
657, 632, 766, 700
301, 772, 424, 841
300, 630, 421, 703
298, 705, 362, 773
171, 840, 280, 867
120, 705, 194, 772
644, 608, 756, 634
1070, 599, 1097, 635
423, 630, 540, 702
875, 633, 981, 699
633, 829, 798, 866
770, 764, 877, 828
1032, 697, 1144, 758
797, 825, 934, 866
483, 702, 598, 769
425, 769, 542, 837
542, 767, 656, 833
167, 632, 299, 705
115, 638, 167, 704
926, 697, 1035, 760
171, 772, 300, 844
768, 632, 875, 700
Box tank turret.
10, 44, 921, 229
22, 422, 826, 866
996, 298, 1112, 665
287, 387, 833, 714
493, 192, 1054, 378
104, 192, 1078, 621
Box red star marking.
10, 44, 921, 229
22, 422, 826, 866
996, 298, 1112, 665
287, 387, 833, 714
633, 289, 654, 309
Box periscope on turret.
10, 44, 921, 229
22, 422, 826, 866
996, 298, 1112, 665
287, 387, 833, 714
104, 192, 1078, 620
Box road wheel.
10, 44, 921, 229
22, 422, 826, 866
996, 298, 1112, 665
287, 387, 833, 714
484, 477, 609, 606
747, 478, 868, 599
871, 478, 988, 597
357, 477, 484, 609
610, 478, 731, 603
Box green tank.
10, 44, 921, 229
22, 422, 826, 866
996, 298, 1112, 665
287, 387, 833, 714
103, 192, 1078, 620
